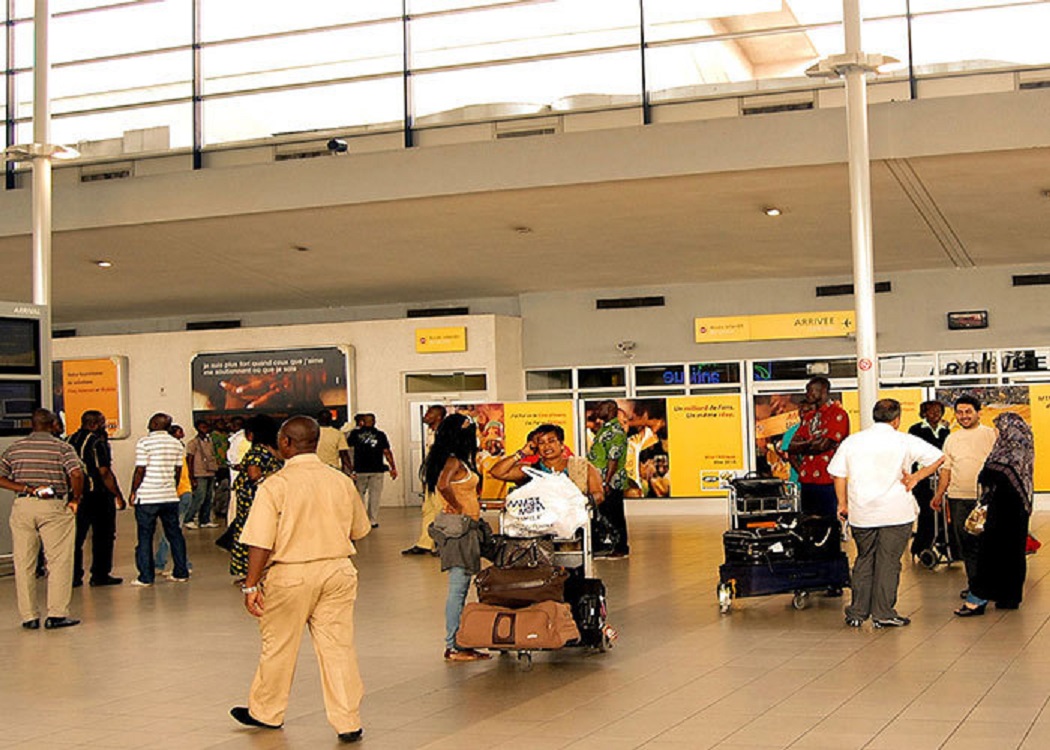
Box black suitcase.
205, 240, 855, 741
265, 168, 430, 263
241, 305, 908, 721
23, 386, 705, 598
563, 575, 606, 648
719, 555, 850, 599
723, 527, 800, 563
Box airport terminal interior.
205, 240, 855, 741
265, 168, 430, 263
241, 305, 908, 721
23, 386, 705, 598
3, 1, 1050, 748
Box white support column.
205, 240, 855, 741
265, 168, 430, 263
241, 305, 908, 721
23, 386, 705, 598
842, 0, 879, 428
31, 0, 52, 309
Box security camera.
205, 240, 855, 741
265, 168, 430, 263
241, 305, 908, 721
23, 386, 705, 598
327, 138, 348, 153
616, 340, 637, 359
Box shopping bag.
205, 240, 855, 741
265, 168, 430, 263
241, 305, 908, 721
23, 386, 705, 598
502, 467, 589, 538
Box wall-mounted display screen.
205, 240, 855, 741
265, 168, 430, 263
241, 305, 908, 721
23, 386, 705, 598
0, 380, 42, 436
0, 317, 41, 374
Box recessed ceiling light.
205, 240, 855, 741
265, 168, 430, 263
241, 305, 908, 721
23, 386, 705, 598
513, 226, 533, 235
764, 207, 782, 217
95, 260, 113, 268
293, 245, 310, 252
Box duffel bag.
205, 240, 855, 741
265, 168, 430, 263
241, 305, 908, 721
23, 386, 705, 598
723, 528, 798, 563
475, 564, 568, 608
457, 601, 580, 650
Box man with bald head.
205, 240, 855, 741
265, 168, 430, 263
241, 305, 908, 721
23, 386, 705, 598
0, 408, 84, 629
128, 412, 190, 586
231, 415, 371, 744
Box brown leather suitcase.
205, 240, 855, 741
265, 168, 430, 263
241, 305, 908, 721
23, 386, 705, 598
456, 601, 580, 650
475, 564, 568, 608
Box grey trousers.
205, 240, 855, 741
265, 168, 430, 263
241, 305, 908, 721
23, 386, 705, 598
354, 473, 384, 525
949, 497, 979, 586
845, 522, 912, 621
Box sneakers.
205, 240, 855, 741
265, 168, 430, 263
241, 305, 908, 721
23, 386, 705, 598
89, 576, 123, 587
170, 576, 190, 583
183, 521, 199, 530
443, 648, 492, 662
845, 615, 865, 628
873, 616, 911, 628
401, 546, 431, 556
130, 579, 153, 588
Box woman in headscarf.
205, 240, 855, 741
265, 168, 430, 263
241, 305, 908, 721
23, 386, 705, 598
229, 415, 282, 584
955, 412, 1034, 616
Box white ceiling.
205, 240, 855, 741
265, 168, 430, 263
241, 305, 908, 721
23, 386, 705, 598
0, 146, 1048, 325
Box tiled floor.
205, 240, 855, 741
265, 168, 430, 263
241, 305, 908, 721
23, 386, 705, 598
2, 507, 1049, 749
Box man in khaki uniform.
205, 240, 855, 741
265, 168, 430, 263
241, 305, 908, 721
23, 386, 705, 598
0, 408, 84, 630
230, 416, 371, 744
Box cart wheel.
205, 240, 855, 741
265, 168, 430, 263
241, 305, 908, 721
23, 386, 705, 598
918, 549, 938, 570
792, 591, 809, 610
517, 651, 533, 671
718, 583, 733, 614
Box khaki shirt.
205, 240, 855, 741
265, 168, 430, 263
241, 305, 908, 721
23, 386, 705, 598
942, 424, 997, 499
240, 453, 371, 563
316, 426, 350, 469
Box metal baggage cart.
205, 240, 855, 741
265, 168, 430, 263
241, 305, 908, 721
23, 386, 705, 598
717, 475, 849, 613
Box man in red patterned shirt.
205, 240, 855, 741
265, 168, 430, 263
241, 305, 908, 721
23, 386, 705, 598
789, 377, 851, 519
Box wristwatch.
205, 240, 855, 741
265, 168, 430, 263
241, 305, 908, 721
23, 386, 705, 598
241, 585, 259, 594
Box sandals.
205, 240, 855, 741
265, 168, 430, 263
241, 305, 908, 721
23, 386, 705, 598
444, 648, 492, 662
954, 603, 986, 617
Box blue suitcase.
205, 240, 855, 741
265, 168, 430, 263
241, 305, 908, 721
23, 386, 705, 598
717, 554, 850, 612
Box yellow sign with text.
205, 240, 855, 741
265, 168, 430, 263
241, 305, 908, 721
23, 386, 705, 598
58, 357, 126, 438
695, 311, 854, 343
415, 327, 467, 353
667, 394, 744, 496
503, 401, 576, 455
1030, 384, 1050, 493
841, 389, 923, 433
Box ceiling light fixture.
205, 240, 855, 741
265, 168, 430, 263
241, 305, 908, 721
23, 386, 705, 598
95, 260, 113, 268
293, 245, 310, 252
513, 226, 533, 235
764, 207, 782, 217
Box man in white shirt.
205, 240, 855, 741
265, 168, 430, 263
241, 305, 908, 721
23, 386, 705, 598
128, 413, 190, 586
829, 399, 944, 629
930, 394, 997, 598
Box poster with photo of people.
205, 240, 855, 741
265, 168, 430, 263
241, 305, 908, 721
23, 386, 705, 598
190, 347, 350, 427
583, 399, 670, 498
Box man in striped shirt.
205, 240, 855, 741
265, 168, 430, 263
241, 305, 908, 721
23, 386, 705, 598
0, 408, 84, 630
128, 413, 190, 586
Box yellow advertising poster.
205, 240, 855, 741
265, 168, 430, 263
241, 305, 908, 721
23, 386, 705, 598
694, 311, 854, 344
841, 388, 923, 433
54, 357, 127, 438
666, 395, 744, 496
415, 326, 467, 353
1024, 384, 1050, 492
503, 401, 576, 455
749, 310, 854, 341
694, 316, 750, 344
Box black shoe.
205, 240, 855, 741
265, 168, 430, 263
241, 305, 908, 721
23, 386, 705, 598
401, 546, 430, 556
960, 588, 970, 600
873, 616, 911, 628
72, 579, 83, 588
338, 729, 364, 743
845, 615, 865, 628
44, 617, 81, 630
230, 707, 282, 729
89, 576, 123, 587
954, 603, 986, 617
825, 587, 843, 598
21, 619, 40, 630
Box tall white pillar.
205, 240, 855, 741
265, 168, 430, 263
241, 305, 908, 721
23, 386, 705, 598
31, 0, 52, 309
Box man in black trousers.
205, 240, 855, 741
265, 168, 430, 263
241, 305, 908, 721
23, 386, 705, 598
68, 410, 126, 587
907, 401, 950, 559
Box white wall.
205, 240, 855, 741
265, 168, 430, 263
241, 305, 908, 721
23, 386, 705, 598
53, 315, 524, 507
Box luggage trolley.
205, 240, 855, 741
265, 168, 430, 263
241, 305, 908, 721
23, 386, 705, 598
914, 477, 954, 570
717, 475, 850, 613
476, 501, 612, 670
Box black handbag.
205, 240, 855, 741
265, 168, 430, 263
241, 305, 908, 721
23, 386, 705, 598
591, 511, 620, 556
215, 524, 237, 551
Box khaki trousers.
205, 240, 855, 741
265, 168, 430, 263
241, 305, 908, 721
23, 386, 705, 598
249, 557, 364, 734
413, 490, 440, 551
9, 496, 76, 622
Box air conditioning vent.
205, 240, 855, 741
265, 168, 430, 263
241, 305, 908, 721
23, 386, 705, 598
186, 320, 242, 331
494, 116, 561, 140
80, 161, 133, 182
52, 329, 77, 339
1018, 70, 1050, 90
596, 296, 666, 310
816, 281, 892, 297
742, 92, 815, 117
743, 101, 814, 115
1012, 273, 1050, 286
407, 306, 469, 318
1020, 79, 1050, 90
274, 141, 335, 161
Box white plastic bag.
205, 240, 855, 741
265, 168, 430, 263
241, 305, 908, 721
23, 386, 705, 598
502, 467, 589, 539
